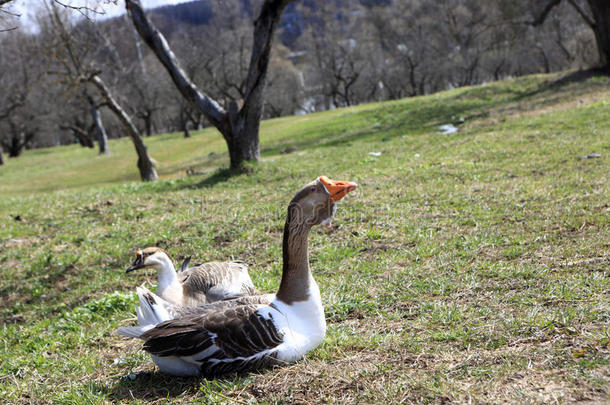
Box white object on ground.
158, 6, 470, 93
439, 124, 458, 134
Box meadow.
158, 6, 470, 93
0, 71, 608, 403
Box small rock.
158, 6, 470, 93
368, 152, 382, 157
579, 153, 601, 159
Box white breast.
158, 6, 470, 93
263, 281, 327, 362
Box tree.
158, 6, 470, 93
125, 0, 295, 169
0, 29, 41, 158
532, 0, 610, 70
47, 3, 157, 180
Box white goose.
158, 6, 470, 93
125, 248, 259, 306
117, 176, 357, 377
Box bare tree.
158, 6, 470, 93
0, 29, 40, 158
89, 74, 157, 180
1, 118, 37, 157
47, 3, 157, 180
126, 0, 295, 169
532, 0, 610, 70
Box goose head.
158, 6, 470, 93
126, 247, 171, 273
288, 176, 357, 228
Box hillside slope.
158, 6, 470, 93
0, 72, 608, 403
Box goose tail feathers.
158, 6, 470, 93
117, 286, 173, 339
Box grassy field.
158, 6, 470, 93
0, 71, 608, 404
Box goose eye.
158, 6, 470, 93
310, 186, 317, 192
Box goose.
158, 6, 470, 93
117, 176, 357, 377
126, 248, 259, 306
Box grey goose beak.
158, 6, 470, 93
126, 253, 145, 273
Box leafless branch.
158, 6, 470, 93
531, 0, 562, 26
52, 0, 104, 19
125, 0, 227, 130
0, 98, 24, 120
566, 0, 595, 28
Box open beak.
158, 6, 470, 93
126, 251, 145, 273
319, 176, 358, 201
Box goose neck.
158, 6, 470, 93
276, 209, 314, 304
154, 255, 180, 293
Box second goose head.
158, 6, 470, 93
126, 247, 173, 273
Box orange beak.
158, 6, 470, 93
319, 176, 358, 201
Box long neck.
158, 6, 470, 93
154, 255, 180, 296
276, 206, 314, 304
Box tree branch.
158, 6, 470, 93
0, 98, 24, 120
125, 0, 227, 131
241, 0, 293, 111
531, 0, 562, 26
566, 0, 595, 28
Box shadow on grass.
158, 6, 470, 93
102, 371, 201, 401
102, 370, 252, 401
259, 101, 485, 158
130, 164, 257, 194
122, 68, 610, 195
520, 67, 610, 98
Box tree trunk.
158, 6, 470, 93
61, 124, 94, 148
88, 97, 110, 155
144, 112, 153, 137
5, 120, 35, 157
535, 0, 610, 71
586, 0, 610, 69
126, 0, 293, 169
0, 146, 4, 165
90, 75, 157, 181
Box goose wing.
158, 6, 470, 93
180, 261, 258, 304
168, 294, 273, 319
141, 303, 284, 377
138, 286, 272, 317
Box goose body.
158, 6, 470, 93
118, 176, 357, 377
126, 248, 258, 306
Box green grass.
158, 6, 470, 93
0, 72, 609, 404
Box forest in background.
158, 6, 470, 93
0, 0, 603, 156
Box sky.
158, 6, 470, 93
3, 0, 188, 30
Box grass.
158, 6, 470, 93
0, 71, 609, 403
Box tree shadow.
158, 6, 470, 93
189, 166, 251, 189
520, 67, 610, 98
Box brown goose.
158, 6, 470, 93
117, 176, 357, 377
126, 248, 259, 306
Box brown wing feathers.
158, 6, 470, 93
140, 304, 284, 376
143, 317, 215, 357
